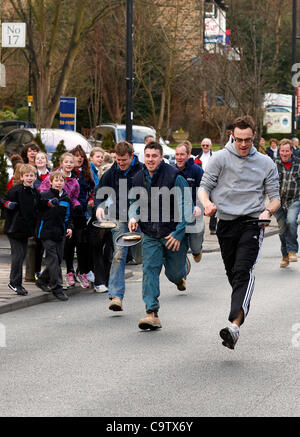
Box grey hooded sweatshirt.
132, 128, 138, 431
199, 138, 280, 220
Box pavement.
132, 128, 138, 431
0, 216, 280, 315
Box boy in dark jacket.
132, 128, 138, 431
0, 164, 39, 296
36, 171, 73, 301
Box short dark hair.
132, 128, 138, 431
114, 141, 134, 156
21, 142, 40, 163
270, 138, 279, 145
232, 115, 256, 134
144, 141, 163, 155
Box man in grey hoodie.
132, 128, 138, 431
198, 115, 280, 350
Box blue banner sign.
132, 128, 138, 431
59, 97, 76, 131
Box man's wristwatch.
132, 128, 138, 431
265, 208, 273, 216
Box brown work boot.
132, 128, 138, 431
138, 312, 162, 330
176, 278, 186, 291
109, 297, 123, 311
288, 252, 297, 262
193, 252, 202, 263
280, 257, 289, 268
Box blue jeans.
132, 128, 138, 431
274, 200, 300, 257
108, 221, 141, 299
187, 217, 205, 255
141, 234, 189, 313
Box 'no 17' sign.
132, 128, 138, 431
2, 23, 26, 47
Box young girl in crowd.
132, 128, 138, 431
89, 147, 104, 187
63, 145, 95, 289
39, 152, 81, 287
34, 151, 51, 189
33, 151, 51, 280
7, 154, 24, 190
87, 147, 113, 293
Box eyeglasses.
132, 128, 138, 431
201, 144, 210, 147
234, 137, 253, 145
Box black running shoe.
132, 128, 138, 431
8, 283, 27, 296
219, 324, 240, 350
36, 279, 50, 292
52, 287, 69, 301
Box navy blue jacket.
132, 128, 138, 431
176, 158, 203, 203
265, 147, 278, 161
37, 188, 73, 242
132, 161, 180, 239
1, 183, 40, 239
72, 169, 95, 215
95, 156, 143, 220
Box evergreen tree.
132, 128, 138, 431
33, 133, 47, 153
101, 132, 115, 151
52, 140, 67, 169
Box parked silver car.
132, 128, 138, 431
88, 124, 175, 164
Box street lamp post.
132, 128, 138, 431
125, 0, 133, 144
292, 0, 297, 137
28, 5, 32, 122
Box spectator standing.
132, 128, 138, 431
39, 152, 80, 210
21, 142, 40, 165
33, 151, 51, 190
108, 149, 116, 161
35, 171, 73, 301
39, 152, 81, 287
98, 152, 114, 178
6, 154, 24, 190
89, 147, 105, 187
266, 138, 279, 161
195, 138, 217, 234
0, 164, 40, 296
291, 137, 300, 157
33, 151, 51, 281
65, 145, 95, 289
258, 137, 267, 155
87, 146, 113, 292
274, 139, 300, 267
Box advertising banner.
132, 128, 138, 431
59, 97, 76, 131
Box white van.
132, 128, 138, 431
88, 124, 175, 164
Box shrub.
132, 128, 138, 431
33, 133, 46, 153
101, 132, 115, 150
16, 106, 35, 122
0, 110, 17, 121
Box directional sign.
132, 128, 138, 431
2, 23, 26, 47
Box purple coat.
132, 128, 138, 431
38, 169, 80, 209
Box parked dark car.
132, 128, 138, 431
0, 120, 36, 141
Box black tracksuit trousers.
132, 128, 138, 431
216, 217, 264, 325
